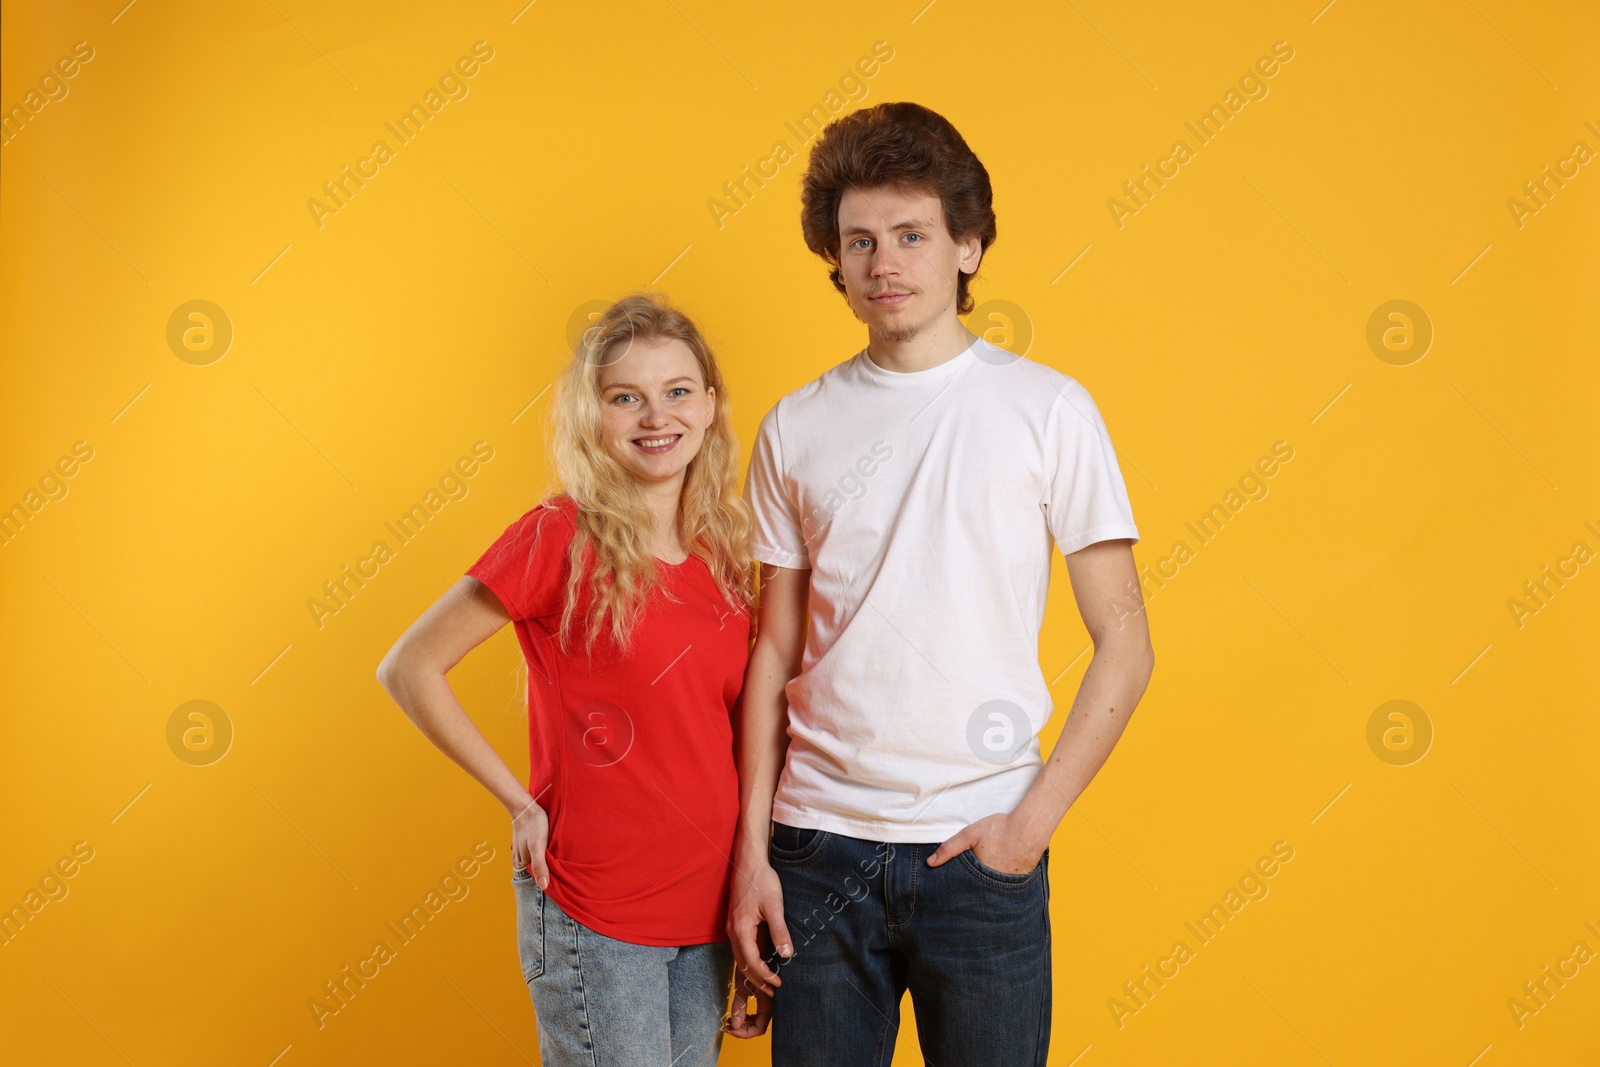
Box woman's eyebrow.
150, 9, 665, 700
602, 376, 697, 391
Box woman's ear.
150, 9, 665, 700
706, 385, 718, 428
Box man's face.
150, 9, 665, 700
835, 185, 983, 343
595, 337, 716, 489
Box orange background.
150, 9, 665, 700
2, 1, 1596, 1064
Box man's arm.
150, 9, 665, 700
726, 563, 809, 1007
926, 538, 1154, 872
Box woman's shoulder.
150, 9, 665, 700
516, 493, 580, 533
482, 494, 580, 564
541, 493, 581, 518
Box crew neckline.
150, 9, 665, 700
857, 334, 984, 383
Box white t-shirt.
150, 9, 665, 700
747, 334, 1141, 842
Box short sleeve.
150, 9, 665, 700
1042, 379, 1141, 556
745, 404, 810, 569
465, 503, 572, 621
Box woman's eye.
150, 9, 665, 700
668, 387, 690, 398
612, 393, 637, 404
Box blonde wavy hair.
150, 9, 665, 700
544, 291, 754, 655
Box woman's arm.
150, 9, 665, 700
376, 575, 552, 886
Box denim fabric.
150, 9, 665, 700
512, 865, 733, 1066
767, 822, 1052, 1066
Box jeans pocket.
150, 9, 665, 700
768, 822, 831, 867
960, 846, 1045, 889
513, 874, 545, 982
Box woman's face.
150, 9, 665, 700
595, 336, 716, 490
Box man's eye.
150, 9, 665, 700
903, 233, 922, 243
851, 238, 871, 250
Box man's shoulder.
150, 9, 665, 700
974, 342, 1084, 392
967, 346, 1102, 420
756, 350, 866, 431
782, 350, 865, 403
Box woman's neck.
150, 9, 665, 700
641, 479, 687, 562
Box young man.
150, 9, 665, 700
724, 102, 1155, 1065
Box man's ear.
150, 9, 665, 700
958, 233, 984, 275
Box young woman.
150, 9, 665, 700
376, 292, 770, 1064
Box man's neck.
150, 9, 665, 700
865, 314, 980, 374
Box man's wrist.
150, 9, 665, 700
1010, 792, 1067, 853
733, 819, 772, 868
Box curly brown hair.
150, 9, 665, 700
799, 101, 997, 315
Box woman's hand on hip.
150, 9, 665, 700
509, 797, 551, 889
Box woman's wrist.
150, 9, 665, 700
499, 784, 537, 819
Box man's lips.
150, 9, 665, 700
869, 290, 913, 306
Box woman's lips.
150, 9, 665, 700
632, 434, 682, 455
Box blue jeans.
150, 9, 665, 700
767, 822, 1052, 1066
511, 865, 734, 1066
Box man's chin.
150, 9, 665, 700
854, 306, 913, 339
874, 322, 920, 344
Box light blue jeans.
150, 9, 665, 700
512, 864, 734, 1066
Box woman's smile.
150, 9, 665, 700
633, 433, 683, 455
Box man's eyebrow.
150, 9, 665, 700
839, 218, 934, 238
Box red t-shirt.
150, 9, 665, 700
466, 495, 750, 945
